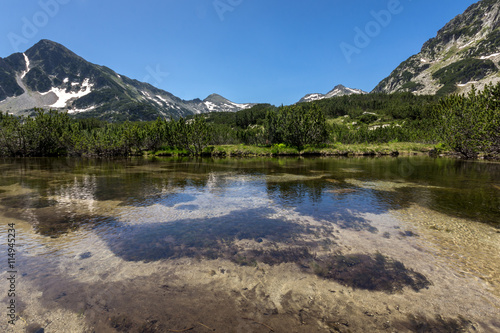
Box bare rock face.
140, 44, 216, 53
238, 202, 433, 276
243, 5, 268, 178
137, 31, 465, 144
0, 40, 253, 121
373, 0, 500, 96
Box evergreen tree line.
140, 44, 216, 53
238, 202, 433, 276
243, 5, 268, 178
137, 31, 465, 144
0, 85, 498, 158
433, 83, 500, 158
301, 92, 439, 120
0, 109, 212, 157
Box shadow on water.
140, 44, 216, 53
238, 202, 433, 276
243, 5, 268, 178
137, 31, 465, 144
394, 314, 475, 332
105, 208, 306, 262
242, 247, 431, 293
5, 156, 500, 295
102, 207, 430, 293
311, 252, 430, 292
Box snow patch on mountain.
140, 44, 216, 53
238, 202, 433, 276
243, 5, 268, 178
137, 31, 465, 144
230, 101, 252, 109
457, 81, 479, 87
21, 53, 30, 79
201, 94, 254, 113
298, 85, 367, 103
204, 101, 217, 112
43, 78, 94, 108
156, 95, 168, 104
68, 106, 96, 114
480, 53, 500, 59
300, 94, 324, 103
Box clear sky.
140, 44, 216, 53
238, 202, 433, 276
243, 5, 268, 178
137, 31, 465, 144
0, 0, 478, 105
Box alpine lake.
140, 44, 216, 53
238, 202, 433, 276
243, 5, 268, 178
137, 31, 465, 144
0, 156, 499, 333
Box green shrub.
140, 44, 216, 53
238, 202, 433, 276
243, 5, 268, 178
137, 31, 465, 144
432, 59, 498, 91
434, 83, 500, 158
359, 113, 378, 124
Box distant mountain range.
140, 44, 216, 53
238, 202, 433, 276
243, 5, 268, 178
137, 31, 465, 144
373, 0, 500, 95
298, 84, 367, 103
0, 40, 255, 121
0, 40, 370, 120
1, 0, 498, 121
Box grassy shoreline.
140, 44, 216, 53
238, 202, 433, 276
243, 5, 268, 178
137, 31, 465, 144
152, 142, 447, 158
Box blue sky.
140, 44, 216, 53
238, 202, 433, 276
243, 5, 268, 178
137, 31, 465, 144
1, 0, 478, 105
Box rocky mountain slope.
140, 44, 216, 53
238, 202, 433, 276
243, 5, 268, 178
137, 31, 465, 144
373, 0, 500, 95
0, 40, 254, 121
298, 84, 367, 103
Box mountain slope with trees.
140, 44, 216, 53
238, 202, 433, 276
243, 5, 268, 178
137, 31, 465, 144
0, 40, 255, 121
1, 81, 498, 159
373, 0, 500, 96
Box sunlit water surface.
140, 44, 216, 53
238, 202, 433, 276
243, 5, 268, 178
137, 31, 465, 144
0, 157, 499, 332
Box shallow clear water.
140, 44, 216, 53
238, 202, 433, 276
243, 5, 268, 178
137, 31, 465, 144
0, 157, 499, 332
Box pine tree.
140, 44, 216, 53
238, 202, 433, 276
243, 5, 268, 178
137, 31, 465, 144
435, 83, 500, 158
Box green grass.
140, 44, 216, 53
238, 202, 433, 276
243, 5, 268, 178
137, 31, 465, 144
149, 142, 441, 157
301, 142, 437, 156
212, 144, 299, 156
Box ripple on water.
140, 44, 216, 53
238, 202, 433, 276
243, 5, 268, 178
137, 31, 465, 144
0, 157, 498, 332
394, 204, 500, 296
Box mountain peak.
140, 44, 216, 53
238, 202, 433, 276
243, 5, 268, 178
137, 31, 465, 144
0, 40, 253, 120
25, 39, 84, 70
28, 39, 70, 54
202, 93, 254, 113
34, 39, 62, 47
298, 84, 367, 103
373, 0, 500, 95
204, 93, 226, 101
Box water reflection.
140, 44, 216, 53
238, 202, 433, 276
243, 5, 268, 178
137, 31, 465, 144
105, 208, 305, 262
1, 157, 499, 331
266, 180, 381, 232
1, 157, 498, 237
